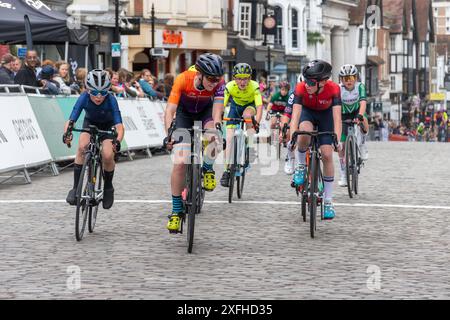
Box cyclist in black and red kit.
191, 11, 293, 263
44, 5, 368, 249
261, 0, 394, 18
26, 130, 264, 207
290, 60, 342, 220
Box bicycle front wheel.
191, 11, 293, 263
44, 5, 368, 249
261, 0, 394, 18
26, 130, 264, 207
237, 143, 249, 199
187, 164, 199, 253
345, 136, 356, 198
88, 161, 103, 233
309, 153, 319, 238
228, 136, 238, 203
75, 154, 92, 241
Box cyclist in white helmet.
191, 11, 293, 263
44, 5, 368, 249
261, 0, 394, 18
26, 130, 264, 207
63, 69, 125, 209
338, 64, 368, 187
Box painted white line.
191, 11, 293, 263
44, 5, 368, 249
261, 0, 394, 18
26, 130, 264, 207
0, 199, 449, 210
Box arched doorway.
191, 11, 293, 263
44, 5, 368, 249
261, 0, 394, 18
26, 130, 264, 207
132, 51, 151, 72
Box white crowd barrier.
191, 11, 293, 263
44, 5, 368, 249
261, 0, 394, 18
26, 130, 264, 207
0, 92, 167, 182
0, 96, 53, 174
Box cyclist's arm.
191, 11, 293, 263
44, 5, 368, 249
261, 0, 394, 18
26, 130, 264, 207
164, 103, 177, 133
223, 86, 230, 108
254, 88, 263, 123
333, 105, 342, 144
65, 92, 88, 134
213, 83, 226, 126
213, 97, 224, 126
114, 123, 125, 142
164, 74, 185, 133
290, 93, 303, 135
358, 83, 367, 116
111, 97, 124, 142
266, 102, 273, 113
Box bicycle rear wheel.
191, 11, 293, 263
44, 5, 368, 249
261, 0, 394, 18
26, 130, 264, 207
237, 143, 249, 199
187, 164, 199, 254
75, 154, 91, 241
345, 136, 356, 198
88, 161, 102, 233
354, 145, 360, 195
309, 153, 319, 238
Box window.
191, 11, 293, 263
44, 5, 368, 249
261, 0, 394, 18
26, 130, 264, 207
358, 28, 364, 48
390, 35, 396, 52
291, 8, 298, 48
274, 6, 283, 46
239, 3, 251, 39
391, 76, 396, 91
255, 3, 264, 40
390, 55, 396, 73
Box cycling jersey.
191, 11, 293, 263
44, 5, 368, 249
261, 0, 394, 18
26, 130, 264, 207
340, 82, 366, 114
293, 81, 341, 111
283, 92, 295, 119
224, 80, 263, 107
269, 91, 290, 112
69, 92, 122, 125
168, 69, 225, 114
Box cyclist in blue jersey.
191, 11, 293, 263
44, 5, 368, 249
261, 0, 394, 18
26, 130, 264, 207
63, 69, 125, 210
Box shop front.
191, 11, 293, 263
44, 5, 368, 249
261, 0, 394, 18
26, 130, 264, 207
127, 24, 227, 78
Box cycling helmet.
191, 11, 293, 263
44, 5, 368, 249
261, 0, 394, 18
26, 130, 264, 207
302, 60, 332, 81
279, 81, 290, 90
297, 74, 304, 83
195, 53, 224, 77
85, 69, 111, 92
339, 64, 358, 77
233, 63, 252, 78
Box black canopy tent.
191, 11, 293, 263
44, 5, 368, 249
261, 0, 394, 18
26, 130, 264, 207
0, 0, 90, 72
0, 0, 88, 45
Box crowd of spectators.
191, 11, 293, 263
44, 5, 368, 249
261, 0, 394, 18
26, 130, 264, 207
0, 50, 173, 101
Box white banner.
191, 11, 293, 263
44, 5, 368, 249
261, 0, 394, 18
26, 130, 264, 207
0, 96, 52, 172
118, 98, 165, 149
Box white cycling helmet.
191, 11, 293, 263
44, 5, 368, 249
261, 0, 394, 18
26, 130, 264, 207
339, 64, 358, 77
85, 69, 111, 92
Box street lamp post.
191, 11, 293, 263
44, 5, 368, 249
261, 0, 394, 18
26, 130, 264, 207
112, 0, 120, 71
151, 3, 155, 75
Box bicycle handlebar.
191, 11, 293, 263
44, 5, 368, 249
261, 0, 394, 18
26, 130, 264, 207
64, 122, 117, 148
290, 130, 338, 149
223, 116, 259, 134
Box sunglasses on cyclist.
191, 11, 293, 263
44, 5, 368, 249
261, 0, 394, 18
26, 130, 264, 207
343, 75, 356, 81
204, 75, 221, 84
89, 89, 109, 97
305, 78, 319, 86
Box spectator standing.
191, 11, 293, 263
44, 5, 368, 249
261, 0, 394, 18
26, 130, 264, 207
74, 68, 87, 94
163, 74, 174, 99
53, 62, 74, 94
39, 65, 61, 95
12, 57, 22, 76
14, 50, 41, 88
110, 71, 126, 97
138, 69, 163, 99
0, 53, 16, 84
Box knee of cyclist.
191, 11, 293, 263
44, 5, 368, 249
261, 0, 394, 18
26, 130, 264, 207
102, 152, 115, 164
322, 151, 333, 163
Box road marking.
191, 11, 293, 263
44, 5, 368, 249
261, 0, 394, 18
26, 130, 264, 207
0, 199, 449, 210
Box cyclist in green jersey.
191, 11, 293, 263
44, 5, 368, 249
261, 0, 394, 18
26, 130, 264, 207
338, 64, 369, 187
217, 63, 263, 187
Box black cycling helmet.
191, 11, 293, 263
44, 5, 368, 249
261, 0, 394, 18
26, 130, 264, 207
195, 53, 224, 77
302, 60, 332, 81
